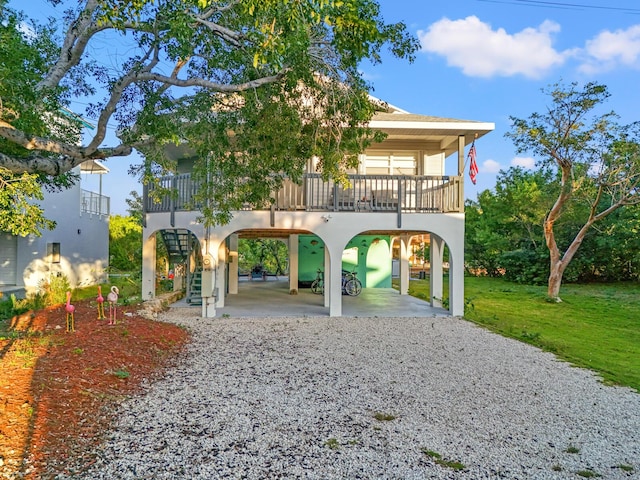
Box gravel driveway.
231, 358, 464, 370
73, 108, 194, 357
73, 311, 639, 479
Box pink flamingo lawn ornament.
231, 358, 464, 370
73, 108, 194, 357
96, 285, 106, 320
107, 286, 119, 325
65, 291, 75, 332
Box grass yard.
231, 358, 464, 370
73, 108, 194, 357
401, 276, 640, 393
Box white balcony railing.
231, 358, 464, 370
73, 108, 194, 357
144, 173, 463, 216
81, 189, 110, 217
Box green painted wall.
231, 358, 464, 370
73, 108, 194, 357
298, 235, 325, 283
298, 234, 392, 288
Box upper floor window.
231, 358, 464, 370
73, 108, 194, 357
364, 151, 417, 175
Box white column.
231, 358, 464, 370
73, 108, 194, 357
201, 238, 220, 318
399, 234, 411, 295
289, 234, 299, 293
430, 234, 444, 308
448, 235, 465, 317
228, 234, 239, 294
141, 231, 156, 300
324, 240, 345, 317
215, 242, 227, 307
324, 246, 331, 308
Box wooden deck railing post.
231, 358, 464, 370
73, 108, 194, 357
142, 183, 148, 227
397, 180, 402, 228
170, 176, 177, 227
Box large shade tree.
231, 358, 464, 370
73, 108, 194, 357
465, 167, 553, 281
507, 82, 640, 301
0, 0, 417, 228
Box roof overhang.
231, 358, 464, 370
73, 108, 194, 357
369, 113, 495, 157
80, 159, 109, 174
161, 108, 495, 161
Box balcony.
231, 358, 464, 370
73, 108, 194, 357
144, 173, 463, 216
81, 189, 110, 217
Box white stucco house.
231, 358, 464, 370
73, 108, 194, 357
141, 103, 494, 317
0, 160, 110, 298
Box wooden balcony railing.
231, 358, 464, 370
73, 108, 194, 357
144, 173, 463, 220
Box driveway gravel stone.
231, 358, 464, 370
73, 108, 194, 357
71, 310, 640, 479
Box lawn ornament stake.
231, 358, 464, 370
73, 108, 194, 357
107, 286, 119, 325
97, 285, 106, 320
65, 291, 75, 332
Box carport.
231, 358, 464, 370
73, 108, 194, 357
172, 277, 449, 318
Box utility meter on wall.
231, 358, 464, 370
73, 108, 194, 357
201, 254, 215, 298
202, 254, 214, 270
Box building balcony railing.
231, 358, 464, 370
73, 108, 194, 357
81, 189, 110, 217
144, 173, 463, 219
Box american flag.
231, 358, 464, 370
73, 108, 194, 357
468, 142, 478, 185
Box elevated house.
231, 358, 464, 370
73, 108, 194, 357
0, 160, 110, 297
142, 103, 494, 317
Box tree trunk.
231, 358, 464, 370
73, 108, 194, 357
546, 215, 601, 301
547, 260, 566, 301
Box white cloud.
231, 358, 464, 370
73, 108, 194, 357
359, 70, 380, 82
482, 159, 501, 173
511, 157, 535, 169
418, 16, 570, 79
579, 25, 640, 74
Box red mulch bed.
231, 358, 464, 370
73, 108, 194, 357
0, 299, 189, 478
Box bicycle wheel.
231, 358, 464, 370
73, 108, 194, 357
311, 279, 323, 294
344, 278, 362, 296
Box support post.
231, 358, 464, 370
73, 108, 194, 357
430, 234, 444, 308
289, 234, 299, 293
228, 234, 239, 294
458, 135, 465, 209
141, 232, 156, 300
399, 234, 411, 295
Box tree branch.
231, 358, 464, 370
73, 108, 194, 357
38, 0, 104, 90
0, 122, 135, 174
134, 70, 288, 92
85, 44, 159, 152
193, 17, 244, 47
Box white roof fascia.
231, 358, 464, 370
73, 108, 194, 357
80, 159, 110, 174
369, 119, 495, 132
367, 94, 410, 114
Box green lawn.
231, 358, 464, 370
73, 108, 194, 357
402, 276, 640, 393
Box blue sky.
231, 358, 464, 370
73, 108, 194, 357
368, 0, 640, 202
10, 0, 640, 214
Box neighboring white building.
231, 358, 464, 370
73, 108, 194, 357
0, 160, 110, 298
141, 104, 494, 317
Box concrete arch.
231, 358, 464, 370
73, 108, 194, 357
223, 229, 314, 299
141, 226, 204, 305
142, 210, 465, 317
387, 226, 463, 316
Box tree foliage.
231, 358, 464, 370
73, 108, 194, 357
1, 0, 418, 225
466, 167, 640, 285
109, 214, 142, 272
125, 190, 144, 225
465, 167, 552, 281
0, 167, 56, 235
501, 82, 640, 299
0, 3, 81, 234
238, 238, 288, 275
466, 84, 640, 292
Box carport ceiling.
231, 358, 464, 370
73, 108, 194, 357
236, 229, 427, 239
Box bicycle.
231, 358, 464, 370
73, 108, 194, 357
341, 269, 362, 296
311, 269, 324, 294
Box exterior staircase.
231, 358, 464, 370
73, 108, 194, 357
158, 229, 203, 305
159, 229, 192, 263
187, 268, 202, 305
